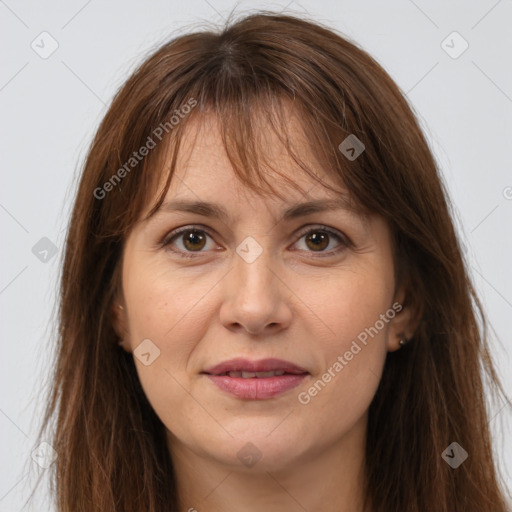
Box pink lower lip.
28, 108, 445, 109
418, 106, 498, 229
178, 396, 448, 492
205, 374, 308, 400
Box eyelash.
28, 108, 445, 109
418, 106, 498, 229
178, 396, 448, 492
160, 224, 350, 260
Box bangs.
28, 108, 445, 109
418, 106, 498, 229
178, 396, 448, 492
138, 91, 369, 227
97, 16, 389, 240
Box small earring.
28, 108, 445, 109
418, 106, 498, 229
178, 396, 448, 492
118, 339, 125, 347
118, 305, 124, 310
399, 337, 409, 347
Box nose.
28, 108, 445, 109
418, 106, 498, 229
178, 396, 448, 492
219, 246, 293, 336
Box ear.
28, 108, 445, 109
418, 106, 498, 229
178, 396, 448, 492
110, 297, 129, 350
386, 283, 422, 352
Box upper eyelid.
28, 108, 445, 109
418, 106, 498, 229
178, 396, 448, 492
162, 224, 216, 243
162, 224, 349, 249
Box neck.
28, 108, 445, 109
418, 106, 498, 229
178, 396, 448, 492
167, 414, 370, 512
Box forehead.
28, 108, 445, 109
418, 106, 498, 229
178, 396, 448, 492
138, 114, 373, 233
158, 107, 346, 209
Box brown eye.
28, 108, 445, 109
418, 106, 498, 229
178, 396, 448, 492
163, 227, 217, 258
294, 226, 348, 257
304, 231, 329, 251
181, 230, 207, 251
162, 225, 349, 260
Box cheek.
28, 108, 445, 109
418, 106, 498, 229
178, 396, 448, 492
295, 268, 392, 420
306, 263, 394, 350
123, 261, 216, 351
122, 264, 223, 431
122, 264, 212, 437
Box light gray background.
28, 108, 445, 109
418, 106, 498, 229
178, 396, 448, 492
1, 0, 511, 509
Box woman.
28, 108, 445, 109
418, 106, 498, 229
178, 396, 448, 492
32, 10, 510, 512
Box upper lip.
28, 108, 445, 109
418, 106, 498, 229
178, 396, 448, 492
202, 358, 309, 376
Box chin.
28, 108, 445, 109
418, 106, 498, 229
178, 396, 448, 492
202, 422, 312, 472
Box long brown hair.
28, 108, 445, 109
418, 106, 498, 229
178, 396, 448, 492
29, 10, 510, 511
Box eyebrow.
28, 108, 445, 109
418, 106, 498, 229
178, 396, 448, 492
145, 197, 365, 224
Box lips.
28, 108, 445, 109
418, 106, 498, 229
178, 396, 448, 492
202, 358, 309, 376
218, 370, 286, 378
202, 358, 309, 400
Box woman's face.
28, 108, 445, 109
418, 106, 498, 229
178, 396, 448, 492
113, 111, 412, 473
